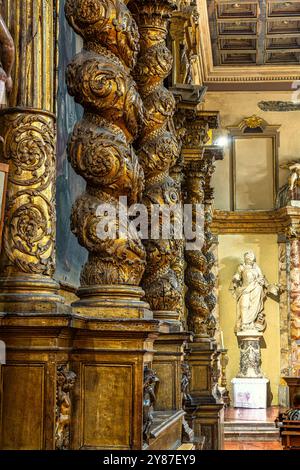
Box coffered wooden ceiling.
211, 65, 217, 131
207, 0, 300, 66
197, 0, 300, 88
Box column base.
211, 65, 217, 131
0, 313, 72, 450
186, 335, 224, 449
0, 274, 68, 315
186, 402, 224, 450
72, 285, 152, 319
188, 335, 221, 403
152, 331, 191, 411
153, 310, 182, 327
0, 314, 160, 450
71, 317, 159, 450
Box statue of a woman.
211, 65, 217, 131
230, 251, 279, 333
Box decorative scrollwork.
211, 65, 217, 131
181, 362, 192, 407
55, 365, 77, 450
143, 365, 159, 444
238, 339, 263, 378
65, 0, 146, 288
0, 111, 56, 276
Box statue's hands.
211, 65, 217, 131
229, 281, 238, 295
268, 284, 280, 295
267, 283, 283, 302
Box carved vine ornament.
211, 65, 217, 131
55, 365, 76, 450
143, 366, 159, 444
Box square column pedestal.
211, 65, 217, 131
231, 378, 269, 408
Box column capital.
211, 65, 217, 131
179, 110, 221, 163
128, 0, 177, 31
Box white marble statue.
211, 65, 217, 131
230, 251, 280, 333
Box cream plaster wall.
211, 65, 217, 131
218, 234, 280, 405
203, 91, 300, 210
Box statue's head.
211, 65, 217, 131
244, 250, 256, 265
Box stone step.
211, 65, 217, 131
224, 420, 280, 441
225, 420, 277, 429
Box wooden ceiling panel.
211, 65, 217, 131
220, 52, 257, 63
217, 2, 258, 18
268, 1, 300, 17
207, 0, 300, 66
266, 51, 300, 63
219, 37, 257, 49
266, 36, 300, 49
218, 20, 257, 35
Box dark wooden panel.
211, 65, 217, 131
153, 362, 176, 410
0, 364, 44, 449
82, 364, 133, 449
191, 364, 208, 394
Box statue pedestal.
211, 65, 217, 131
232, 330, 269, 408
236, 330, 264, 378
231, 378, 269, 409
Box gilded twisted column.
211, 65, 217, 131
183, 117, 224, 450
65, 0, 148, 318
0, 0, 62, 311
201, 150, 218, 336
128, 0, 182, 323
183, 113, 210, 338
183, 116, 222, 338
185, 159, 209, 336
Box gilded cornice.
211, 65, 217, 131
212, 207, 300, 236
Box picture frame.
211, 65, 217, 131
227, 116, 280, 211
0, 162, 9, 252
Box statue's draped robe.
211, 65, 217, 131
233, 263, 266, 331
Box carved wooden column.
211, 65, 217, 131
0, 1, 76, 450
182, 107, 224, 450
128, 0, 182, 325
126, 1, 191, 450
64, 0, 160, 450
64, 0, 149, 319
0, 0, 63, 313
